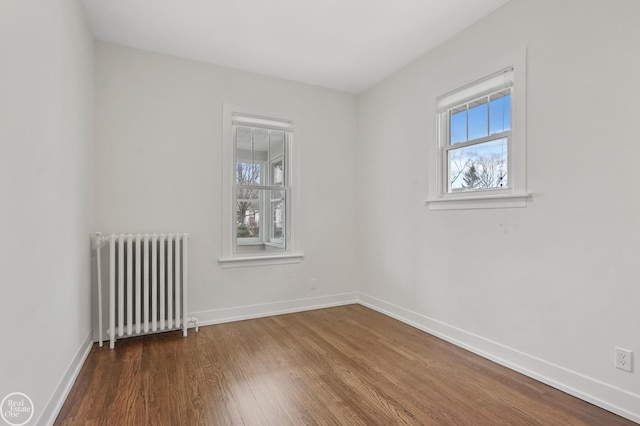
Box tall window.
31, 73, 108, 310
220, 105, 303, 267
428, 50, 527, 210
234, 121, 288, 253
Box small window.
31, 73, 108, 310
427, 50, 528, 210
220, 104, 303, 267
442, 68, 513, 194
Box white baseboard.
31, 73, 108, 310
190, 292, 359, 327
38, 331, 93, 426
357, 293, 640, 424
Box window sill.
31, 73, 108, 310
425, 193, 531, 210
218, 252, 304, 268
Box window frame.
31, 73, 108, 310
426, 49, 529, 210
220, 104, 303, 267
443, 89, 511, 193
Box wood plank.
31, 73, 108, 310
55, 305, 635, 425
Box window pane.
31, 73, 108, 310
269, 190, 285, 243
252, 127, 269, 163
235, 126, 253, 180
269, 131, 285, 186
271, 159, 284, 186
269, 131, 285, 158
235, 188, 260, 240
235, 126, 270, 185
448, 137, 508, 192
235, 188, 286, 253
489, 92, 511, 135
236, 126, 261, 185
450, 108, 467, 144
235, 126, 252, 151
468, 98, 488, 140
236, 162, 260, 185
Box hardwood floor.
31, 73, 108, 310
56, 305, 635, 425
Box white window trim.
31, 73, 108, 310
220, 104, 303, 268
426, 48, 530, 210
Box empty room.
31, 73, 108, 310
1, 0, 639, 424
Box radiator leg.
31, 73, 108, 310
188, 317, 199, 333
94, 233, 103, 348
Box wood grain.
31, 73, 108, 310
55, 305, 635, 425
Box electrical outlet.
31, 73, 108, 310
310, 278, 318, 290
615, 347, 633, 372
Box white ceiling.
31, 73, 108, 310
81, 0, 511, 94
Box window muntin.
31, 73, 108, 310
234, 123, 289, 253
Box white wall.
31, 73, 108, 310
357, 0, 640, 420
0, 0, 94, 424
94, 43, 359, 322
